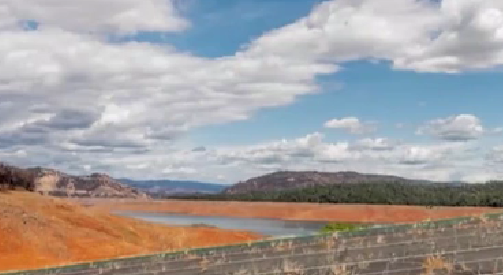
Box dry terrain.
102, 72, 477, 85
0, 192, 262, 272
87, 199, 503, 223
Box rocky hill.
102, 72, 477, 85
223, 170, 431, 194
0, 162, 147, 198
31, 168, 148, 198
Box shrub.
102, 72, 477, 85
319, 222, 368, 234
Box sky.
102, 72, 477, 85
1, 0, 503, 184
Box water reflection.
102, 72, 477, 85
116, 211, 327, 236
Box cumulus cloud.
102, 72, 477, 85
204, 133, 487, 182
0, 127, 496, 183
219, 135, 433, 167
487, 146, 503, 163
0, 0, 189, 33
1, 0, 503, 182
351, 138, 397, 151
324, 117, 376, 135
246, 0, 503, 72
0, 27, 334, 151
417, 114, 485, 141
490, 127, 503, 135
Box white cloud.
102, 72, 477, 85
0, 128, 497, 183
1, 0, 503, 183
491, 127, 503, 134
0, 27, 335, 151
416, 114, 485, 141
245, 0, 442, 63
351, 138, 397, 151
393, 143, 462, 165
246, 0, 503, 72
324, 117, 376, 135
395, 123, 406, 129
487, 146, 503, 163
203, 133, 489, 183
396, 0, 503, 72
0, 0, 189, 33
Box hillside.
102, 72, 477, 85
31, 168, 148, 198
223, 170, 431, 194
0, 161, 147, 198
0, 192, 262, 272
119, 179, 225, 195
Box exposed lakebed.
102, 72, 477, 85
115, 211, 328, 236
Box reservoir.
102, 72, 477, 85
116, 211, 327, 236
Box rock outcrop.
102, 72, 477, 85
0, 161, 147, 198
30, 168, 148, 198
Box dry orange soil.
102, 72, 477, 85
0, 192, 262, 272
89, 199, 503, 223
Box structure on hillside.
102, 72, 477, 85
3, 212, 503, 275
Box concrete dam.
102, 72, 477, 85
4, 212, 503, 275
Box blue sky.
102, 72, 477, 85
146, 0, 503, 147
1, 0, 503, 183
125, 0, 322, 57
190, 60, 503, 146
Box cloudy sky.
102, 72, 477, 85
1, 0, 503, 184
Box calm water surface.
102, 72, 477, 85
116, 211, 327, 236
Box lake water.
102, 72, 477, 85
116, 211, 327, 236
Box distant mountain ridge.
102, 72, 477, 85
118, 179, 226, 195
223, 170, 435, 195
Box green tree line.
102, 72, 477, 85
164, 181, 503, 207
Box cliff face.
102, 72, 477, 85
30, 168, 148, 198
0, 162, 147, 198
223, 170, 428, 194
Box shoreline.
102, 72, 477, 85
0, 193, 263, 272
81, 198, 503, 223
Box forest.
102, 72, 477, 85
165, 181, 503, 207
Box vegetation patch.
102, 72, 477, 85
189, 223, 217, 228
168, 181, 503, 207
319, 222, 370, 233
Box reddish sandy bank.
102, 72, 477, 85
0, 192, 262, 272
87, 199, 503, 223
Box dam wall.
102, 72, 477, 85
4, 212, 503, 275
